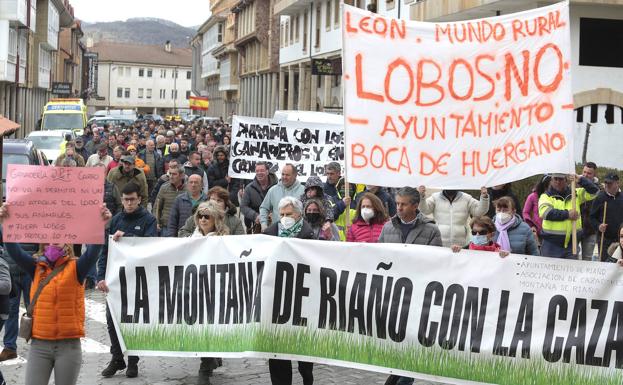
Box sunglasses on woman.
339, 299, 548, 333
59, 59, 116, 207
198, 214, 211, 220
471, 230, 488, 235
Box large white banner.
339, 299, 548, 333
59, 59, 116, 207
342, 2, 574, 189
107, 236, 623, 385
228, 115, 344, 181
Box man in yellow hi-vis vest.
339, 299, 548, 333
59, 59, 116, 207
323, 162, 358, 240
538, 173, 599, 259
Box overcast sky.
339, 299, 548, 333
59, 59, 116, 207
70, 0, 212, 27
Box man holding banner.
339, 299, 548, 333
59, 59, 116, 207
538, 174, 598, 259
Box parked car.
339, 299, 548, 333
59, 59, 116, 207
26, 130, 74, 164
182, 114, 200, 123
2, 139, 49, 198
87, 116, 134, 128
195, 117, 222, 126
142, 114, 163, 122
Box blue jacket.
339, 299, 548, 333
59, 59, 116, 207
167, 192, 207, 237
493, 214, 539, 256
97, 207, 157, 281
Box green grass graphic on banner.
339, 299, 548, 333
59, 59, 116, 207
120, 324, 617, 385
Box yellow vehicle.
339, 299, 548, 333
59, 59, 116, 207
41, 98, 87, 135
165, 115, 182, 122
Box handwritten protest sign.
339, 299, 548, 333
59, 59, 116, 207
342, 2, 574, 188
4, 165, 106, 244
228, 115, 344, 180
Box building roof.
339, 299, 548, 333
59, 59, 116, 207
90, 42, 192, 67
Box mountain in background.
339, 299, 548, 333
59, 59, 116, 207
82, 18, 197, 48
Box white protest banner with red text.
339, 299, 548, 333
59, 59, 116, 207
4, 165, 106, 244
342, 2, 574, 188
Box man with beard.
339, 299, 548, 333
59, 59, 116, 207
207, 146, 230, 189
85, 130, 102, 155
74, 137, 89, 161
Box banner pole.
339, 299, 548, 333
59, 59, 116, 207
571, 176, 578, 258
599, 201, 608, 261
340, 3, 351, 230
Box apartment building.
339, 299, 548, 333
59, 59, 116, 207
275, 0, 369, 113
0, 0, 76, 136
55, 19, 84, 96
409, 0, 623, 168
233, 0, 280, 118
87, 41, 192, 116
191, 0, 239, 121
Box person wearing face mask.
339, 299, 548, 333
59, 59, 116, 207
418, 185, 489, 247
451, 216, 509, 257
0, 203, 111, 385
347, 193, 388, 243
304, 199, 339, 240
263, 196, 314, 385
299, 176, 335, 222
492, 197, 539, 256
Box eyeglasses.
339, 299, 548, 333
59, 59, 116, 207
198, 214, 211, 220
471, 230, 489, 236
122, 197, 138, 202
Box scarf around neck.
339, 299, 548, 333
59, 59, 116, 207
495, 215, 515, 252
279, 218, 303, 238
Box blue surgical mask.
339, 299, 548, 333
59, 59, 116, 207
472, 235, 489, 245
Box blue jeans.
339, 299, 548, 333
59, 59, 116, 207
4, 273, 31, 351
540, 239, 575, 259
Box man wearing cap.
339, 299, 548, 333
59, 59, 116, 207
107, 152, 149, 208
538, 173, 599, 258
590, 172, 623, 260
86, 143, 113, 168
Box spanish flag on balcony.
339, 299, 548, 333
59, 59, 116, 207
189, 96, 209, 111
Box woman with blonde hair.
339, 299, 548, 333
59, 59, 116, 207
180, 200, 228, 384
191, 201, 229, 237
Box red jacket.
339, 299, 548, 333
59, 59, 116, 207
346, 219, 385, 243
468, 242, 501, 252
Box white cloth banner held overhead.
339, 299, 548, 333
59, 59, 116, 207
342, 2, 574, 189
107, 235, 623, 385
228, 115, 344, 181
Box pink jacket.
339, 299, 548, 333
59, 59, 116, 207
346, 220, 385, 243
522, 191, 543, 233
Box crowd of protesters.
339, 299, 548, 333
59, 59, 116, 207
0, 114, 621, 385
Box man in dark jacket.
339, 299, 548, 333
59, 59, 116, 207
97, 182, 157, 379
74, 137, 90, 162
590, 172, 623, 260
207, 146, 229, 189
183, 151, 209, 193
263, 196, 314, 385
379, 187, 441, 385
240, 162, 277, 233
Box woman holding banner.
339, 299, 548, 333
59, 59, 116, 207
346, 193, 388, 243
492, 197, 539, 256
0, 204, 111, 385
179, 201, 227, 385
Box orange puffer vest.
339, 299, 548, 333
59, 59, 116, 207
30, 257, 85, 340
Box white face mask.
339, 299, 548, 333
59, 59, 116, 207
497, 212, 513, 224
280, 216, 296, 229
361, 207, 375, 221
